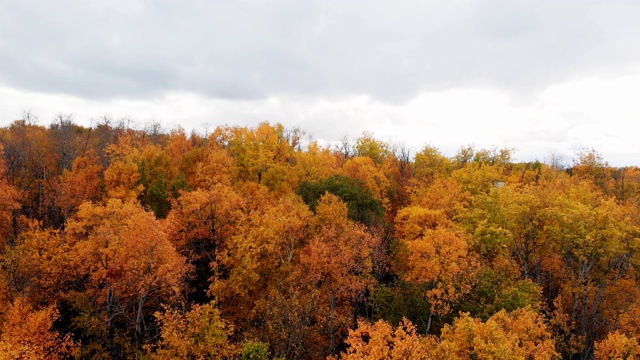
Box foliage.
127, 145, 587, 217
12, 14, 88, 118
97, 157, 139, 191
241, 340, 270, 360
298, 174, 383, 226
152, 302, 237, 359
2, 119, 640, 359
0, 298, 77, 360
594, 331, 640, 360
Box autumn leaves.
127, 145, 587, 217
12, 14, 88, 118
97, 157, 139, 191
1, 119, 640, 359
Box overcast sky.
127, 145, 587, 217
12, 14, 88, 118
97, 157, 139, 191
1, 0, 639, 165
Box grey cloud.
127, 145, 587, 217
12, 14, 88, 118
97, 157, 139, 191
1, 0, 639, 101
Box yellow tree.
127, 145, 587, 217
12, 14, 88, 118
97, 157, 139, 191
298, 193, 381, 357
498, 183, 551, 279
434, 307, 558, 359
172, 143, 229, 191
413, 146, 451, 185
339, 307, 557, 360
571, 148, 612, 193
594, 331, 640, 360
103, 158, 143, 201
408, 177, 469, 222
342, 156, 391, 213
544, 182, 639, 356
397, 226, 477, 332
394, 206, 451, 242
151, 302, 237, 359
292, 141, 340, 185
354, 132, 391, 165
0, 220, 76, 307
66, 199, 188, 357
164, 128, 192, 171
166, 184, 244, 302
226, 122, 294, 186
211, 194, 312, 333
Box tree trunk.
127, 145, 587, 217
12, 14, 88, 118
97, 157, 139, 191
135, 293, 147, 358
329, 293, 336, 357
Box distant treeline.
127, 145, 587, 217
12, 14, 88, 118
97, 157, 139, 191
0, 115, 639, 359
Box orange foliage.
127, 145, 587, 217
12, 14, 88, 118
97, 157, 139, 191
4, 120, 640, 359
299, 193, 381, 356
0, 144, 20, 246
338, 318, 429, 360
594, 332, 640, 360
58, 155, 103, 215
0, 298, 77, 360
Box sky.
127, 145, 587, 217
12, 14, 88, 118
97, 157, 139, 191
1, 0, 640, 165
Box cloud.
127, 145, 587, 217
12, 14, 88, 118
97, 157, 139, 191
1, 1, 640, 166
2, 69, 640, 166
1, 0, 639, 101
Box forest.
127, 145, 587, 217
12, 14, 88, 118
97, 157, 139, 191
0, 116, 639, 359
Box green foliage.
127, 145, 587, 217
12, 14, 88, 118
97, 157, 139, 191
297, 174, 383, 225
354, 132, 390, 164
459, 265, 541, 320
414, 145, 450, 183
241, 340, 269, 360
492, 279, 541, 313
372, 282, 432, 334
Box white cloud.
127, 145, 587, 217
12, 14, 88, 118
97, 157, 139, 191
2, 69, 639, 166
2, 1, 639, 100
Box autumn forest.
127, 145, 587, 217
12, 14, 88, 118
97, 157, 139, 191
1, 116, 640, 359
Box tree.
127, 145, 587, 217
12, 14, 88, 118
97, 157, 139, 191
338, 318, 428, 360
408, 177, 468, 221
0, 297, 77, 360
166, 184, 244, 303
151, 302, 237, 359
544, 182, 639, 356
103, 159, 143, 201
298, 174, 383, 226
340, 308, 558, 360
57, 154, 102, 219
0, 144, 20, 246
434, 307, 558, 359
0, 120, 60, 226
211, 194, 312, 333
226, 122, 294, 185
572, 148, 611, 192
0, 220, 76, 307
66, 199, 188, 357
298, 194, 381, 357
185, 142, 237, 189
397, 227, 477, 333
136, 144, 179, 218
342, 156, 391, 213
354, 132, 391, 165
292, 141, 339, 185
414, 146, 450, 184
594, 331, 640, 360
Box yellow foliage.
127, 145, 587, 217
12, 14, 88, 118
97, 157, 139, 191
402, 227, 477, 316
152, 302, 237, 359
103, 159, 143, 200
594, 332, 640, 360
435, 308, 559, 360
